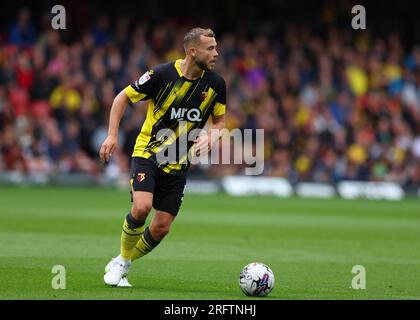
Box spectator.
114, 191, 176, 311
0, 6, 419, 189
9, 8, 36, 47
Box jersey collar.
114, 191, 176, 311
175, 59, 205, 80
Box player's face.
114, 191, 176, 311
193, 35, 218, 71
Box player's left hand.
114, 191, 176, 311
194, 134, 211, 156
100, 134, 118, 163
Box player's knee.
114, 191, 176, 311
131, 202, 152, 220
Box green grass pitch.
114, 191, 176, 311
0, 185, 419, 299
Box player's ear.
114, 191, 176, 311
189, 47, 197, 57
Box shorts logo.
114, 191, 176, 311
137, 173, 146, 183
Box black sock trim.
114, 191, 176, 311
122, 229, 143, 236
144, 227, 160, 247
135, 246, 147, 255
126, 212, 145, 229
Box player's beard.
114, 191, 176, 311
194, 57, 211, 71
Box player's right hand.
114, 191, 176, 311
100, 134, 118, 163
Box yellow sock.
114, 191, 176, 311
120, 214, 145, 260
130, 227, 160, 261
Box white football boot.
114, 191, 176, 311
104, 255, 132, 286
116, 277, 133, 288
104, 257, 132, 287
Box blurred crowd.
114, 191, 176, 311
0, 8, 419, 187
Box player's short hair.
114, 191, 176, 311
183, 27, 215, 52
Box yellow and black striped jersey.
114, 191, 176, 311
124, 59, 226, 175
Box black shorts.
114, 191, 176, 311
130, 157, 187, 216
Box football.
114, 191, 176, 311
239, 262, 275, 297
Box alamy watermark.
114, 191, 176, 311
51, 265, 66, 289
51, 5, 66, 30
51, 5, 366, 31
154, 121, 264, 175
351, 5, 366, 30
350, 265, 366, 290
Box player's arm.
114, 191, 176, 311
210, 79, 227, 138
194, 111, 226, 156
211, 114, 225, 130
100, 69, 158, 162
194, 78, 227, 155
99, 90, 130, 163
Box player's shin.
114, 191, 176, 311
120, 212, 145, 261
130, 227, 160, 261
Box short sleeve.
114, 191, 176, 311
212, 78, 226, 117
124, 69, 159, 103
